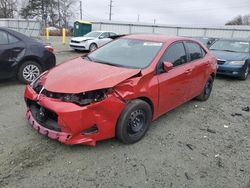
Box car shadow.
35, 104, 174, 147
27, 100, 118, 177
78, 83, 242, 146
0, 78, 21, 87
215, 74, 248, 82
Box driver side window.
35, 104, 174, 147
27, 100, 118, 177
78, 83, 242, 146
157, 42, 187, 72
100, 32, 109, 39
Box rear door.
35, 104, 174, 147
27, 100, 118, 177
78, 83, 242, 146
157, 42, 194, 116
184, 41, 208, 99
0, 30, 12, 79
0, 30, 25, 79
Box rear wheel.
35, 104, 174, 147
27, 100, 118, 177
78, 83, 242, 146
17, 61, 42, 84
239, 65, 249, 80
116, 99, 152, 144
196, 76, 214, 101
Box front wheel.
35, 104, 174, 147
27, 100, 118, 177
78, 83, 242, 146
89, 43, 97, 52
17, 61, 42, 84
116, 99, 152, 144
239, 65, 249, 80
196, 76, 214, 101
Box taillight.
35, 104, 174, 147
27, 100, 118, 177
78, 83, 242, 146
45, 45, 54, 52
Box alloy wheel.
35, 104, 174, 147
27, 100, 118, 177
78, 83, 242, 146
22, 64, 41, 82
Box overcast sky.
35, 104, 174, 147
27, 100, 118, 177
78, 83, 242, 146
75, 0, 250, 26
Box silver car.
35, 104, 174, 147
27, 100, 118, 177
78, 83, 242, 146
69, 31, 117, 51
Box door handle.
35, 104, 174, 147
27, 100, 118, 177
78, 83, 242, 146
185, 69, 192, 74
13, 49, 22, 52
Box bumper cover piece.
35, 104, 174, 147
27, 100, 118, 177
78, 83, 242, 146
26, 110, 96, 146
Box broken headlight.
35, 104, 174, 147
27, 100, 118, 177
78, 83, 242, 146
62, 89, 109, 106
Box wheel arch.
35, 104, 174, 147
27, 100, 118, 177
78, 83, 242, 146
90, 42, 98, 48
210, 72, 215, 79
17, 56, 43, 75
137, 96, 154, 117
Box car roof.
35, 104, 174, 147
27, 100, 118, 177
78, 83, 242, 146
0, 27, 35, 42
123, 34, 196, 43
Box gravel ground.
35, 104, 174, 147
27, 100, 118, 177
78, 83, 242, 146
0, 37, 249, 188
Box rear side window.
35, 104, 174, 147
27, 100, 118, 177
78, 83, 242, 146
186, 42, 204, 61
161, 42, 187, 67
8, 34, 20, 43
0, 30, 9, 45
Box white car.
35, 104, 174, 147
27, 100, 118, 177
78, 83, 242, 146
69, 31, 117, 51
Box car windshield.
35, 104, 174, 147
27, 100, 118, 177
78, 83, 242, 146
210, 40, 250, 53
84, 31, 102, 38
87, 38, 163, 69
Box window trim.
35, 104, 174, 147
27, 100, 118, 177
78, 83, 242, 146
184, 41, 207, 63
156, 41, 188, 74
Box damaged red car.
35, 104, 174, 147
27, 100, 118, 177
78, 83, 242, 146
24, 34, 217, 146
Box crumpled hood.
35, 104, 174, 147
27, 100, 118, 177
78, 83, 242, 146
71, 36, 95, 42
210, 50, 250, 61
43, 57, 141, 93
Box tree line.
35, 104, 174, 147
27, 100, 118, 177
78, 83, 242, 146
0, 0, 77, 28
226, 14, 250, 25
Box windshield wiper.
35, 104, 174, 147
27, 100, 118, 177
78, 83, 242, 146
223, 49, 237, 52
94, 60, 124, 67
210, 49, 238, 53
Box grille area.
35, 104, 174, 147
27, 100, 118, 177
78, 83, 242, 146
71, 40, 80, 43
217, 59, 226, 65
27, 100, 61, 132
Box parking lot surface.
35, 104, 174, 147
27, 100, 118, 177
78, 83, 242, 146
0, 37, 250, 188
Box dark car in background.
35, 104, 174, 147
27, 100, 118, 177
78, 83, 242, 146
192, 37, 217, 48
209, 38, 250, 80
0, 27, 56, 84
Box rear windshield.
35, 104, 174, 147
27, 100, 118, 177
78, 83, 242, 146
210, 40, 250, 53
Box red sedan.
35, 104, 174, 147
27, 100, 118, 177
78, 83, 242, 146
24, 34, 217, 146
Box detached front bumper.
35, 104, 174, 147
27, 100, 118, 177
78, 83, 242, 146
24, 85, 126, 146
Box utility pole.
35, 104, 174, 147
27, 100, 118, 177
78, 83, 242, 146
154, 19, 156, 25
109, 0, 113, 21
137, 14, 140, 22
58, 0, 61, 27
80, 1, 83, 20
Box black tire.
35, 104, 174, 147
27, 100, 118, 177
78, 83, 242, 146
238, 65, 249, 80
116, 99, 152, 144
196, 76, 214, 101
89, 43, 97, 52
17, 61, 42, 84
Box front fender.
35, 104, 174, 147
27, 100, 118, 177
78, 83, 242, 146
114, 74, 159, 119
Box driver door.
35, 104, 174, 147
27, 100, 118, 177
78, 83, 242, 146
157, 42, 194, 116
97, 32, 112, 47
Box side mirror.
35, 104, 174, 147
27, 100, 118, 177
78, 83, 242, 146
99, 35, 104, 39
162, 61, 173, 72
